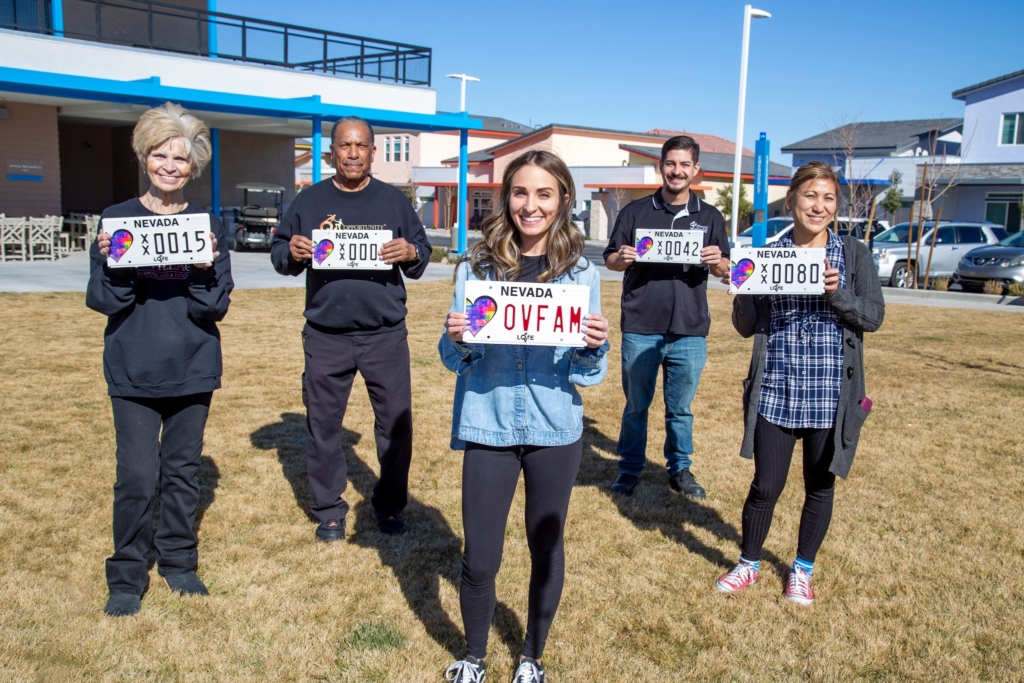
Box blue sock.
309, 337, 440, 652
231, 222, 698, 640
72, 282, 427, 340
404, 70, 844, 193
792, 556, 814, 576
738, 556, 761, 572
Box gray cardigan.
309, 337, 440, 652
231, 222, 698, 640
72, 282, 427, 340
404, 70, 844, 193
732, 235, 885, 478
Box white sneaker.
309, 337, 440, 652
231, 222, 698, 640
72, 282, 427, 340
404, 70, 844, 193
512, 658, 546, 683
445, 657, 486, 682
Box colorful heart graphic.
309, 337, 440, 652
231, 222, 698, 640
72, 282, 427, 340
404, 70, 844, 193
109, 229, 133, 262
465, 296, 497, 337
636, 236, 654, 258
313, 239, 334, 265
731, 258, 755, 289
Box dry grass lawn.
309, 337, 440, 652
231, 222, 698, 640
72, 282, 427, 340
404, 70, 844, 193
1, 283, 1023, 682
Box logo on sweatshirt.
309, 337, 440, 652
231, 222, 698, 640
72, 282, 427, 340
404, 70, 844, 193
318, 214, 387, 231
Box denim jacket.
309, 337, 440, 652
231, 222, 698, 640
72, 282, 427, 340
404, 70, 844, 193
438, 258, 609, 449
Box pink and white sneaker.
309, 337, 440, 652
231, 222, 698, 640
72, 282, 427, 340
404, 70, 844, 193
785, 568, 814, 605
716, 562, 758, 594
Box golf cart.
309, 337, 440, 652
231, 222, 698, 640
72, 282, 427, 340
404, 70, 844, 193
232, 182, 285, 251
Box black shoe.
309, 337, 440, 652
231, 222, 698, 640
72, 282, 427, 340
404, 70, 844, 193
104, 592, 141, 617
373, 512, 408, 535
668, 468, 706, 499
163, 570, 209, 596
316, 518, 346, 542
610, 472, 639, 496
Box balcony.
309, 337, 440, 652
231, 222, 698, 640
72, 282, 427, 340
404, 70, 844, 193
1, 0, 431, 86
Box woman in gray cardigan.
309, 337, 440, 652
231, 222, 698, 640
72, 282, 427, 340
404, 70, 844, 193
716, 162, 885, 605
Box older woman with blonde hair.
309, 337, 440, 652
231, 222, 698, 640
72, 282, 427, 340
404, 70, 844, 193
87, 102, 233, 617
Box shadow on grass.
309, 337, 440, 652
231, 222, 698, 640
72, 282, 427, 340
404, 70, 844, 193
250, 412, 525, 661
576, 417, 787, 578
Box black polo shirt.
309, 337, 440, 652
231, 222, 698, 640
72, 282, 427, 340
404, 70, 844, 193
603, 189, 729, 337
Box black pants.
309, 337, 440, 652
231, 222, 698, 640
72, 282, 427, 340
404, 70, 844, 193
460, 439, 583, 660
302, 323, 412, 522
106, 393, 212, 594
741, 414, 837, 563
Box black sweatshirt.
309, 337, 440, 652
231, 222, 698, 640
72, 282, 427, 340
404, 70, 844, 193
270, 177, 431, 334
85, 198, 233, 398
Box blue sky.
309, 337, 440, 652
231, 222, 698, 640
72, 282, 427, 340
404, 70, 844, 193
220, 0, 1023, 165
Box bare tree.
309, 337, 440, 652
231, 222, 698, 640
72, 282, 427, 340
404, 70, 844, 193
611, 187, 631, 226
825, 113, 881, 226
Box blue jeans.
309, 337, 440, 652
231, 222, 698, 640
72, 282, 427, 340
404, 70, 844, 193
617, 333, 707, 476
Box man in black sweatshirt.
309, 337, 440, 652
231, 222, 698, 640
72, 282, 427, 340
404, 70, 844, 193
272, 116, 431, 541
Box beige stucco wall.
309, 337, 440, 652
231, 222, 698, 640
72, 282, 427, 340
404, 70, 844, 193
373, 131, 509, 185
0, 102, 62, 216
187, 131, 295, 210
493, 130, 666, 179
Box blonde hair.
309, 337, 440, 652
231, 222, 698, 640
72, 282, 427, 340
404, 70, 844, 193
786, 161, 840, 211
132, 102, 212, 178
461, 150, 586, 283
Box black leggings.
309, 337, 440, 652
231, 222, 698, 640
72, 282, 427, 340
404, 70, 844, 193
741, 414, 837, 563
460, 439, 583, 660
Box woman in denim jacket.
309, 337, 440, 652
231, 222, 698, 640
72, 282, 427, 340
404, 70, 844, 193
439, 151, 609, 683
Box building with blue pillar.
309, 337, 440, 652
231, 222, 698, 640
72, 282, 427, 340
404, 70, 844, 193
0, 0, 480, 221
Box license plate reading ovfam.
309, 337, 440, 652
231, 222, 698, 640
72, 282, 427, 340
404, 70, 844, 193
463, 280, 590, 347
634, 228, 703, 264
310, 229, 393, 269
729, 246, 826, 295
104, 214, 213, 268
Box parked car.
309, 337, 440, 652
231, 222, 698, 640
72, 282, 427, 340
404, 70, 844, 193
232, 182, 285, 251
873, 221, 1006, 287
954, 230, 1024, 292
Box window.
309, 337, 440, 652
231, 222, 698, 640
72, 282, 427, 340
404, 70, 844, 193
956, 226, 985, 244
932, 226, 955, 244
985, 192, 1023, 233
404, 135, 410, 162
1000, 113, 1024, 145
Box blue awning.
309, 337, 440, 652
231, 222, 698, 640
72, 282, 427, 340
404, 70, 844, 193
0, 66, 482, 132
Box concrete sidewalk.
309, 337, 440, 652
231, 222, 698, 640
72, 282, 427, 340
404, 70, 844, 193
0, 251, 1019, 313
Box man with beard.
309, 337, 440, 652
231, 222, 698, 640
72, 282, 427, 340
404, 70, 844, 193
603, 135, 731, 498
272, 116, 431, 540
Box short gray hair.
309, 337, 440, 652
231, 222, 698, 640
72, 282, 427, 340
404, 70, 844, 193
330, 116, 375, 145
132, 102, 212, 177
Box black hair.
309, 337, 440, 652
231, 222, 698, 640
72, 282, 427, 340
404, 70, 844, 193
330, 116, 375, 145
661, 135, 700, 163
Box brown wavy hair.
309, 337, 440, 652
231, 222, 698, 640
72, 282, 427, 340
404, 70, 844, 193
460, 150, 587, 282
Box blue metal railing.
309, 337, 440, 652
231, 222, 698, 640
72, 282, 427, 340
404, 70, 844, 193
0, 0, 432, 86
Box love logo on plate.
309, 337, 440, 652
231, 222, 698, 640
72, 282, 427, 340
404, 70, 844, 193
636, 236, 654, 258
109, 229, 133, 262
731, 258, 755, 289
313, 239, 334, 265
465, 296, 497, 336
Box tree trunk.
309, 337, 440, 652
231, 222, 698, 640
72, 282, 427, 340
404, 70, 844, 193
905, 203, 916, 288
912, 163, 930, 288
922, 206, 944, 290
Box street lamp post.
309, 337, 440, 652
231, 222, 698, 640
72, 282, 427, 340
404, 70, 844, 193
730, 4, 771, 244
446, 73, 480, 254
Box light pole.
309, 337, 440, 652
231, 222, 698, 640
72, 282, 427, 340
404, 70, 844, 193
447, 73, 480, 254
730, 4, 771, 244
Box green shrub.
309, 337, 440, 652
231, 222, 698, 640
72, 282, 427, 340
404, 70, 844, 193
1008, 282, 1024, 298
930, 276, 949, 292
983, 279, 1005, 295
430, 246, 449, 263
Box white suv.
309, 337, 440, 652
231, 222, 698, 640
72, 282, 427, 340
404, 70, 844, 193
735, 217, 888, 247
872, 222, 1007, 287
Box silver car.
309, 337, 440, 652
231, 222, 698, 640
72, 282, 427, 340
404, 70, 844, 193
873, 221, 1006, 287
954, 231, 1024, 292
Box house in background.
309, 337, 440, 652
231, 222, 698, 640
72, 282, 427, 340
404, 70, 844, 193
951, 69, 1024, 232
412, 123, 791, 236
781, 119, 963, 221
0, 0, 478, 219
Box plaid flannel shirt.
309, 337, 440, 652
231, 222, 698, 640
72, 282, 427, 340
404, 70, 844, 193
757, 231, 847, 429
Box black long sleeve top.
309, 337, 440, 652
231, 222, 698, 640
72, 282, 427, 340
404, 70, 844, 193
270, 177, 431, 334
85, 198, 233, 398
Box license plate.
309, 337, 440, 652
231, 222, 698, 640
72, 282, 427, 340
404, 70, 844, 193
729, 246, 826, 294
310, 229, 392, 269
104, 214, 214, 268
462, 281, 590, 347
635, 229, 703, 264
